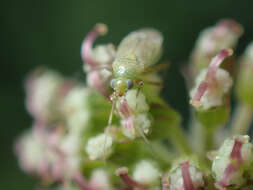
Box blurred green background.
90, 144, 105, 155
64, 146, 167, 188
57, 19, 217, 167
1, 0, 253, 189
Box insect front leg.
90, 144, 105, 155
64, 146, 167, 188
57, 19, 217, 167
136, 79, 144, 99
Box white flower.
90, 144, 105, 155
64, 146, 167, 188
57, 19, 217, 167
244, 42, 253, 61
125, 89, 149, 113
62, 86, 91, 133
92, 44, 115, 66
26, 70, 63, 121
196, 27, 239, 55
60, 134, 81, 156
67, 110, 90, 134
85, 133, 113, 160
120, 114, 151, 139
62, 86, 90, 114
17, 131, 45, 172
133, 160, 160, 185
135, 114, 151, 134
16, 128, 58, 174
190, 68, 232, 110
168, 160, 205, 190
195, 20, 242, 56
59, 134, 83, 179
212, 135, 252, 188
89, 169, 114, 190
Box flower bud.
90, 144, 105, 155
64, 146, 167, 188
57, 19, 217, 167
61, 86, 91, 134
190, 68, 232, 110
211, 135, 252, 189
116, 89, 149, 117
15, 123, 59, 178
81, 24, 115, 98
190, 50, 233, 127
15, 129, 46, 174
190, 19, 243, 74
89, 169, 114, 190
59, 134, 82, 179
236, 42, 253, 106
121, 113, 152, 139
85, 133, 114, 160
116, 167, 148, 189
116, 89, 151, 139
25, 69, 64, 122
125, 89, 150, 113
163, 159, 205, 190
86, 44, 114, 98
133, 160, 160, 185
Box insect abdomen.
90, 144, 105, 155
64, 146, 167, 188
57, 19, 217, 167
115, 29, 163, 71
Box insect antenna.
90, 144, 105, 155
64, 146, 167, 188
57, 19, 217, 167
103, 94, 116, 162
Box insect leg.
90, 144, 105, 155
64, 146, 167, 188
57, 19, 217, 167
136, 80, 144, 101
142, 61, 170, 74
136, 78, 163, 87
134, 83, 156, 157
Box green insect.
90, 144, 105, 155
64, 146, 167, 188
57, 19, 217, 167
110, 28, 164, 97
104, 28, 166, 159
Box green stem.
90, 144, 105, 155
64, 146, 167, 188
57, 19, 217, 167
204, 127, 215, 151
189, 115, 205, 156
231, 103, 253, 135
168, 125, 192, 155
151, 141, 176, 164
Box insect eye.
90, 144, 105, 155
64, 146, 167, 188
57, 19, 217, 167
126, 80, 134, 89
110, 79, 116, 89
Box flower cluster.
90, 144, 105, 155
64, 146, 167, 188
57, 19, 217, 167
15, 19, 253, 190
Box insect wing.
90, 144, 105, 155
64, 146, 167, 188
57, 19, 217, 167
116, 29, 163, 70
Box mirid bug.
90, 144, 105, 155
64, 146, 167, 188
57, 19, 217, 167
104, 28, 166, 158
81, 24, 166, 159
110, 28, 163, 97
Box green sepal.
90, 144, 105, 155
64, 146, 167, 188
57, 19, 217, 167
196, 104, 230, 128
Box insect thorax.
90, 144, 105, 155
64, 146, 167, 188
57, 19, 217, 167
112, 56, 144, 79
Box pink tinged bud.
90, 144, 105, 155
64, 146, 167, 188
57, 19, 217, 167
119, 99, 132, 118
59, 80, 75, 97
82, 24, 111, 98
87, 71, 110, 99
121, 117, 136, 138
162, 174, 170, 190
191, 49, 233, 107
74, 172, 96, 190
216, 19, 244, 37
180, 161, 195, 190
218, 139, 243, 188
116, 167, 147, 190
81, 23, 108, 67
230, 140, 243, 163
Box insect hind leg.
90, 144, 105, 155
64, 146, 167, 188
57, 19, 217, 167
134, 82, 156, 157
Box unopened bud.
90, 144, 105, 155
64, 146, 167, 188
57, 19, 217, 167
164, 159, 205, 190
212, 135, 252, 189
89, 169, 114, 190
85, 133, 113, 160
191, 19, 243, 74
133, 160, 160, 185
61, 86, 90, 133
25, 69, 64, 122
